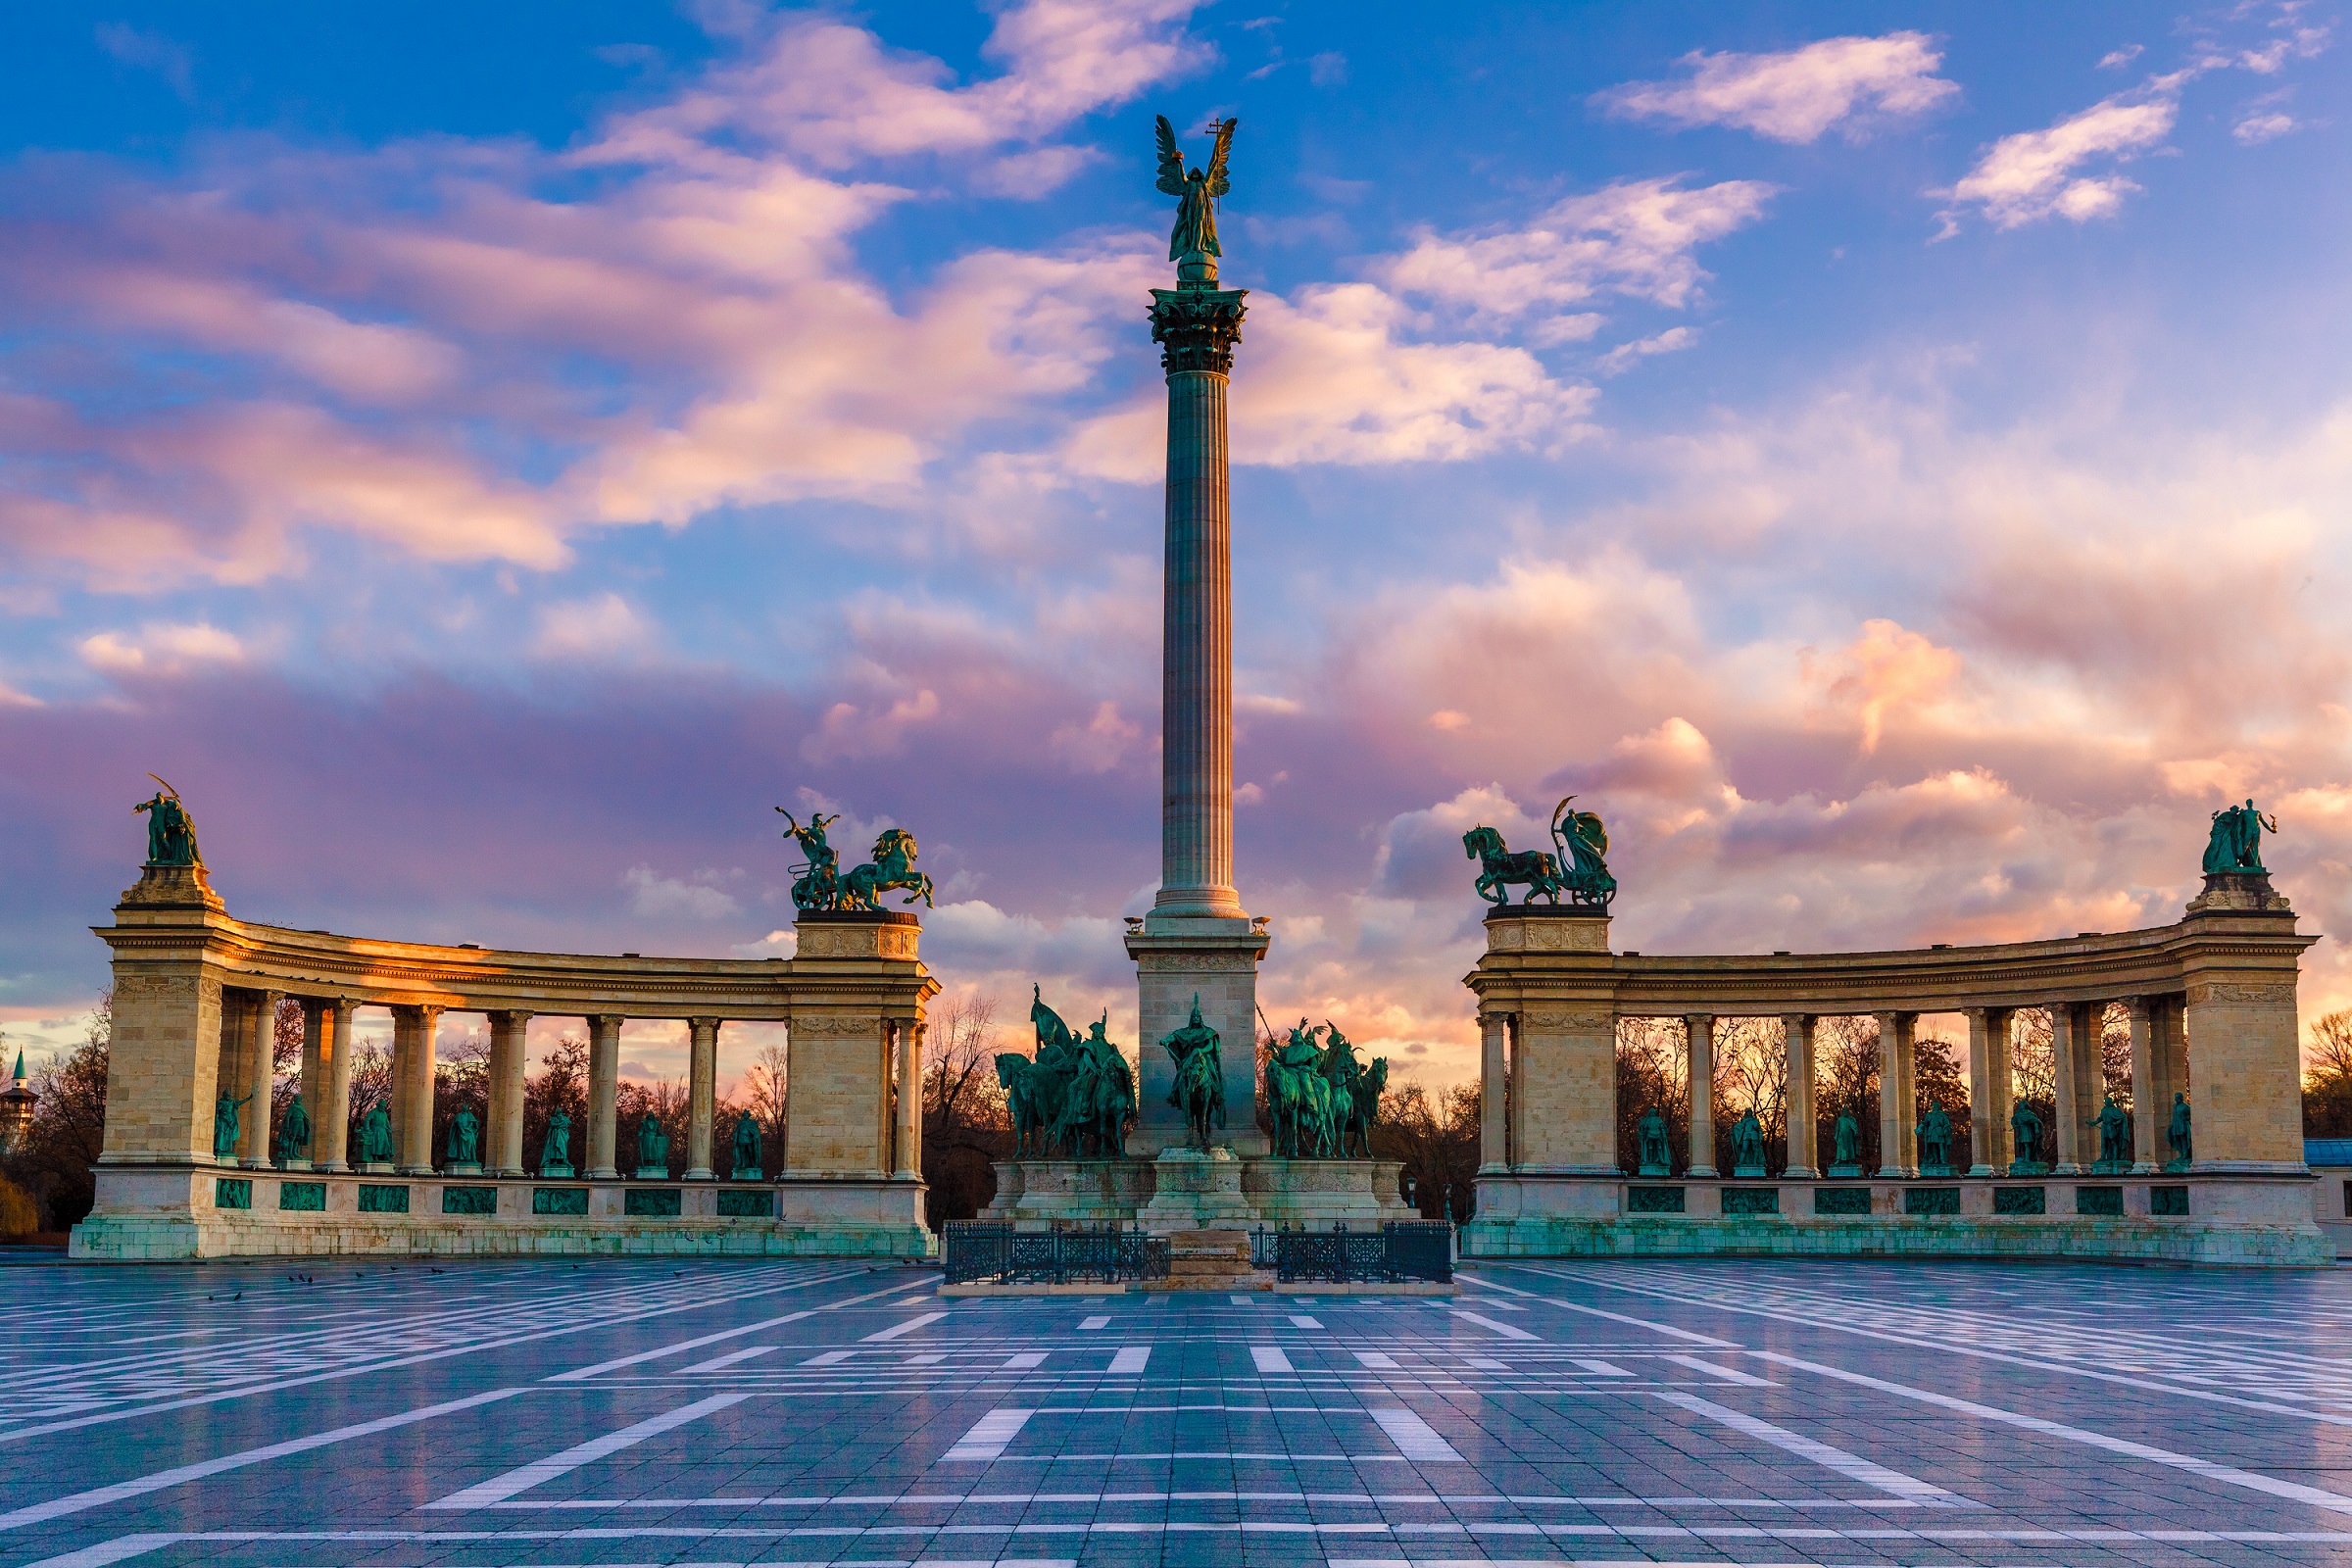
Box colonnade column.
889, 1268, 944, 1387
1685, 1014, 1718, 1178
1782, 1014, 1817, 1178
893, 1018, 920, 1181
318, 1001, 354, 1171
2051, 1002, 2096, 1174
2128, 998, 2165, 1174
393, 1004, 442, 1174
1966, 1006, 2014, 1175
1876, 1011, 1916, 1178
687, 1017, 720, 1181
298, 1000, 325, 1161
488, 1012, 531, 1177
586, 1014, 621, 1180
242, 991, 281, 1167
1478, 1012, 1509, 1173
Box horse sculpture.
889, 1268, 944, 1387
1462, 796, 1616, 909
1050, 1018, 1137, 1158
996, 1053, 1055, 1156
839, 827, 935, 910
1338, 1056, 1387, 1158
1264, 1020, 1336, 1158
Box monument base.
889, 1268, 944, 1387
1136, 1228, 1273, 1293
1462, 1171, 2330, 1266
984, 1154, 1413, 1233
445, 1162, 481, 1176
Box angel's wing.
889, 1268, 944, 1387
1153, 114, 1187, 196
1203, 118, 1235, 197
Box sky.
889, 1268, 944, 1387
2, 1, 2348, 1093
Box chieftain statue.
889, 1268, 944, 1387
1464, 797, 1616, 910
1829, 1109, 1862, 1175
1265, 1020, 1335, 1158
275, 1097, 312, 1167
2166, 1092, 2192, 1171
1636, 1105, 1671, 1175
637, 1112, 669, 1175
213, 1091, 251, 1160
1154, 115, 1235, 263
996, 987, 1136, 1159
541, 1108, 574, 1176
1161, 995, 1226, 1151
358, 1100, 395, 1165
134, 775, 202, 867
1730, 1108, 1766, 1177
2009, 1099, 2047, 1175
1917, 1101, 1956, 1176
732, 1110, 764, 1180
2089, 1094, 2130, 1173
2202, 800, 2278, 876
447, 1103, 481, 1166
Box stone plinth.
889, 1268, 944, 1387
985, 1158, 1155, 1224
1244, 1158, 1414, 1227
1137, 1227, 1273, 1293
1137, 1147, 1254, 1232
986, 1154, 1413, 1230
1128, 917, 1269, 1156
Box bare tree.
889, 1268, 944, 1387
2306, 1009, 2352, 1137
921, 993, 1012, 1226
1371, 1077, 1480, 1221
522, 1034, 588, 1172
1615, 1017, 1691, 1173
740, 1039, 788, 1164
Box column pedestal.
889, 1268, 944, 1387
1127, 916, 1269, 1157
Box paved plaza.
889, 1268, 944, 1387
5, 1258, 2352, 1568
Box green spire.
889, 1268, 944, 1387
8, 1050, 20, 1084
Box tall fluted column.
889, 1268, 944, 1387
586, 1014, 621, 1179
298, 1000, 326, 1160
1876, 1010, 1916, 1178
1685, 1014, 1717, 1178
893, 1018, 921, 1180
242, 991, 280, 1168
2128, 997, 2161, 1174
1967, 1006, 2014, 1175
392, 1004, 442, 1174
2052, 1002, 2096, 1173
1129, 251, 1269, 1155
319, 1001, 354, 1171
687, 1017, 720, 1181
1781, 1014, 1817, 1178
1478, 1012, 1509, 1172
1150, 266, 1248, 918
488, 1011, 531, 1176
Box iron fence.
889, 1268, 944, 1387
943, 1221, 1170, 1285
1251, 1221, 1454, 1284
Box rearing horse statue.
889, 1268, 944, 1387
838, 828, 935, 909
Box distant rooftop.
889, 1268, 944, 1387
2307, 1139, 2352, 1167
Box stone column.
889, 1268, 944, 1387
892, 1018, 920, 1180
242, 991, 280, 1168
687, 1017, 720, 1181
2128, 997, 2162, 1174
487, 1011, 531, 1177
1966, 1006, 2013, 1175
1685, 1013, 1717, 1178
1876, 1010, 1916, 1178
318, 1001, 354, 1172
392, 1004, 441, 1174
1782, 1014, 1817, 1178
299, 999, 325, 1145
586, 1014, 621, 1179
2052, 1002, 2097, 1174
1478, 1012, 1509, 1172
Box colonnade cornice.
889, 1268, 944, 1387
94, 909, 932, 1019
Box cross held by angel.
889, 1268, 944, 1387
1155, 115, 1235, 263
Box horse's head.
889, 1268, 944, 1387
873, 827, 916, 862
1462, 825, 1501, 859
1365, 1057, 1388, 1092
995, 1053, 1032, 1092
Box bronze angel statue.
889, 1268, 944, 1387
1154, 114, 1235, 262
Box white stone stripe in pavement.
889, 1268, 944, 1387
1079, 1316, 1109, 1330
1752, 1348, 2352, 1516
1369, 1406, 1464, 1461
0, 1387, 523, 1532
548, 1273, 931, 1381
1651, 1391, 1963, 1503
1448, 1310, 1537, 1341
1357, 1351, 1397, 1368
1004, 1351, 1048, 1368
1465, 1269, 1741, 1348
1252, 1346, 1295, 1372
1570, 1357, 1632, 1377
674, 1346, 782, 1376
427, 1392, 753, 1508
1291, 1314, 1324, 1328
862, 1311, 947, 1343
470, 1489, 1971, 1509
1108, 1347, 1151, 1373
944, 1407, 1036, 1461
1656, 1354, 1772, 1387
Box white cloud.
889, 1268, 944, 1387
532, 594, 657, 662
2097, 45, 2143, 71
1939, 81, 2180, 232
1592, 32, 1958, 144
1597, 325, 1697, 375
2234, 110, 2300, 143
621, 864, 742, 920
1382, 176, 1776, 320
79, 621, 247, 676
